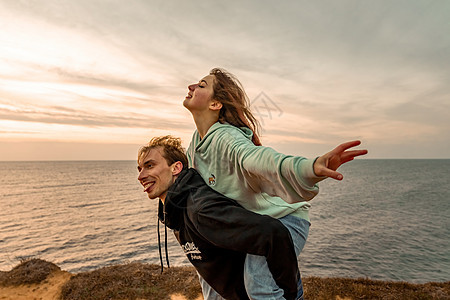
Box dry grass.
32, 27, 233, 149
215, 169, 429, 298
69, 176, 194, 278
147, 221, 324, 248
0, 258, 60, 286
303, 276, 450, 300
1, 259, 449, 300
60, 262, 202, 300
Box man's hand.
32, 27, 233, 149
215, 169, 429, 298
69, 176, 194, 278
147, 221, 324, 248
313, 140, 368, 180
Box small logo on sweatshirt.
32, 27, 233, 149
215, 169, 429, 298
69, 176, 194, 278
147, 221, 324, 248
208, 174, 216, 186
181, 242, 202, 260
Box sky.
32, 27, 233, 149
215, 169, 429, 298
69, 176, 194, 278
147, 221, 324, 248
0, 0, 449, 160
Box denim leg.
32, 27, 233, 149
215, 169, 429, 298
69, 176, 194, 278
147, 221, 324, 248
197, 272, 226, 300
244, 215, 310, 300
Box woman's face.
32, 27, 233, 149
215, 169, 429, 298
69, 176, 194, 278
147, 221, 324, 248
183, 75, 215, 112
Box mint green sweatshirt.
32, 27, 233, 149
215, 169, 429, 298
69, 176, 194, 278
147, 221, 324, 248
186, 122, 325, 221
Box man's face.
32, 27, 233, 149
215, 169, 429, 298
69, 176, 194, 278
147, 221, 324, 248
137, 147, 176, 201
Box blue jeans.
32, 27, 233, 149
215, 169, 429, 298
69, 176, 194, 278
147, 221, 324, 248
199, 215, 310, 300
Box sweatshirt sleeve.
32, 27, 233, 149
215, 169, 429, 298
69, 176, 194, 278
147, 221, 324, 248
217, 128, 325, 203
194, 199, 299, 300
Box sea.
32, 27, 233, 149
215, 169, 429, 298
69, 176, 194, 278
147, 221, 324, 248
0, 159, 448, 284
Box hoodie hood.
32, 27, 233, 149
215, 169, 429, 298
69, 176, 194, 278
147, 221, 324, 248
158, 168, 204, 230
192, 122, 253, 153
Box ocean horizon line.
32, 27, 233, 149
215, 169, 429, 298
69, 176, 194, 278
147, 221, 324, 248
0, 158, 449, 162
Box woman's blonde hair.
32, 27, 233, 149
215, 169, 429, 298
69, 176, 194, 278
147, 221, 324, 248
210, 68, 262, 146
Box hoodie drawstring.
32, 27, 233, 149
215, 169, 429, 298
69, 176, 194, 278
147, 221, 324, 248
157, 214, 170, 273
165, 223, 170, 267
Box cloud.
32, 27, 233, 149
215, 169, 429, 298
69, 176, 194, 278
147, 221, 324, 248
0, 0, 449, 159
0, 106, 187, 129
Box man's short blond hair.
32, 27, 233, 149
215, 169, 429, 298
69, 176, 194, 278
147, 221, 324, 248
138, 135, 188, 169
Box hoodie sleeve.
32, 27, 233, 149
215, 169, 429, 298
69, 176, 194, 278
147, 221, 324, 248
193, 197, 299, 300
216, 128, 325, 203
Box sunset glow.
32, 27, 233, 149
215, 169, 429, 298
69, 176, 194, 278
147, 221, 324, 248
1, 1, 449, 160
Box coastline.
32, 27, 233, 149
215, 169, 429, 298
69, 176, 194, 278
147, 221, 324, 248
0, 259, 448, 300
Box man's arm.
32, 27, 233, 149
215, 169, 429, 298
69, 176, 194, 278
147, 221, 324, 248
192, 198, 299, 300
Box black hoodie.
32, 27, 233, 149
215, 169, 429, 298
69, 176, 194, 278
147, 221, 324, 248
158, 168, 299, 300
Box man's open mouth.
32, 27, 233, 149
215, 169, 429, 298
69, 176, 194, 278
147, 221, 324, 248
143, 181, 155, 193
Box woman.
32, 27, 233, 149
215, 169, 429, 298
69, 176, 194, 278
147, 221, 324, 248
183, 68, 367, 299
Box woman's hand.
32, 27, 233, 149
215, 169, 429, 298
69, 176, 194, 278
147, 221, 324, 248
313, 140, 368, 180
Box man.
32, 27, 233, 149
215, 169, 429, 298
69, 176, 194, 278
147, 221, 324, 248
137, 136, 301, 300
